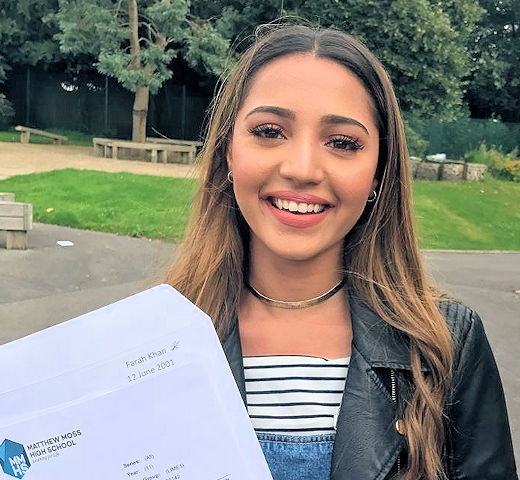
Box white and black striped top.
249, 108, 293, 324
243, 355, 350, 436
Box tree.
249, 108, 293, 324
298, 0, 483, 120
192, 0, 484, 121
0, 0, 62, 128
53, 0, 229, 142
0, 0, 62, 66
0, 54, 15, 129
467, 0, 520, 121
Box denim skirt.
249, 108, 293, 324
257, 432, 335, 480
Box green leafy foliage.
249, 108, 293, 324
0, 0, 62, 66
52, 0, 229, 93
408, 116, 520, 158
467, 0, 520, 121
51, 0, 229, 141
403, 119, 429, 158
194, 0, 484, 120
184, 22, 232, 76
0, 93, 15, 129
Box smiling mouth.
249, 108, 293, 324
269, 197, 327, 214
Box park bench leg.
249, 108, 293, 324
7, 231, 28, 250
158, 150, 167, 163
150, 149, 158, 163
20, 131, 30, 143
112, 146, 118, 159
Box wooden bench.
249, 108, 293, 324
0, 201, 33, 250
92, 137, 113, 158
15, 125, 68, 144
146, 137, 202, 163
93, 138, 197, 164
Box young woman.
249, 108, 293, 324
165, 25, 517, 480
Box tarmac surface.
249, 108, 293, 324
0, 142, 519, 467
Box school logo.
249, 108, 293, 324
0, 439, 31, 478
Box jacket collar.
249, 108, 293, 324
222, 319, 247, 405
349, 292, 415, 370
222, 291, 414, 364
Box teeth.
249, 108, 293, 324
297, 203, 307, 213
272, 198, 325, 214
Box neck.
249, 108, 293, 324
247, 246, 344, 304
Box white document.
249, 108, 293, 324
0, 285, 272, 480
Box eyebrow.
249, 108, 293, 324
245, 106, 369, 135
245, 105, 295, 120
320, 114, 369, 135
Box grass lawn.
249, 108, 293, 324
0, 169, 518, 250
413, 178, 520, 250
0, 169, 196, 242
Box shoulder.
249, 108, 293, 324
437, 298, 484, 359
437, 299, 498, 392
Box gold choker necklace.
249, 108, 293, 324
246, 278, 346, 309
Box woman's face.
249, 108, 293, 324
227, 53, 379, 266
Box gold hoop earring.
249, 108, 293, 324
227, 171, 233, 183
367, 190, 378, 203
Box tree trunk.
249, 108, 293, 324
127, 0, 147, 143
132, 85, 149, 143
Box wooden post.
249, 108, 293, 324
0, 193, 15, 202
6, 231, 28, 250
0, 202, 32, 250
158, 150, 167, 163
20, 130, 30, 143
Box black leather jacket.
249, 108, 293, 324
222, 294, 518, 479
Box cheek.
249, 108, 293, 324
228, 141, 270, 188
334, 163, 378, 197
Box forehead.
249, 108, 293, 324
239, 53, 377, 128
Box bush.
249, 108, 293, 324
464, 143, 491, 164
404, 120, 428, 158
0, 93, 15, 130
464, 144, 520, 182
407, 115, 520, 158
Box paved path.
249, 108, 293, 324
0, 141, 199, 180
0, 142, 518, 467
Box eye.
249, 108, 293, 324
248, 123, 286, 139
326, 135, 364, 152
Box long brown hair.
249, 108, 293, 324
165, 24, 453, 480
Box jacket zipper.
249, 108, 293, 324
391, 369, 402, 475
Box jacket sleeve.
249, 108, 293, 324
443, 303, 518, 479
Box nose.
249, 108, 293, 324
278, 136, 325, 185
